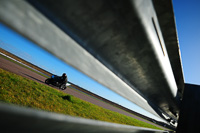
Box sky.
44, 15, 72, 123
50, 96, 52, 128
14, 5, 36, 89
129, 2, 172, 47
0, 0, 200, 122
172, 0, 200, 85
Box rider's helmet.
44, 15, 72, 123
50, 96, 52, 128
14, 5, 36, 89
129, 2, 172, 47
62, 73, 67, 78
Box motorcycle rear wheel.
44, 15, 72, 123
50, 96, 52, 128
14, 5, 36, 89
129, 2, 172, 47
45, 79, 51, 85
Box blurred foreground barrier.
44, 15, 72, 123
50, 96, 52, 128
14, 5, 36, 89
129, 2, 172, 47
0, 0, 184, 132
0, 103, 169, 133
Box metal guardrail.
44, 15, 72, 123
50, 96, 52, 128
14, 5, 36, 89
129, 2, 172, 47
0, 103, 169, 133
0, 0, 181, 132
26, 0, 182, 121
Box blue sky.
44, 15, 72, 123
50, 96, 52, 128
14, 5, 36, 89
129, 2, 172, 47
172, 0, 200, 85
0, 0, 199, 122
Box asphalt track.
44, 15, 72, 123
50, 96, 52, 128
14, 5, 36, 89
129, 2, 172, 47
0, 56, 165, 129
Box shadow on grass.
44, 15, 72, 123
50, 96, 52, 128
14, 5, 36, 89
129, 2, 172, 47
21, 72, 45, 84
62, 95, 73, 102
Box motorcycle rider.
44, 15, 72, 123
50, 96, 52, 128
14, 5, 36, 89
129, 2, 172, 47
45, 73, 68, 90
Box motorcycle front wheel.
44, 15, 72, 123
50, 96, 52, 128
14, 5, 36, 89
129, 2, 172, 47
60, 84, 67, 90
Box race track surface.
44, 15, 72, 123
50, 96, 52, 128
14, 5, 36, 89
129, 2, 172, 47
0, 56, 165, 129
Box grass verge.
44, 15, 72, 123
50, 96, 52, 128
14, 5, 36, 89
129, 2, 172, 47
0, 68, 163, 130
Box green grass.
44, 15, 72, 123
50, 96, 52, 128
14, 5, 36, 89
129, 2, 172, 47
0, 68, 163, 130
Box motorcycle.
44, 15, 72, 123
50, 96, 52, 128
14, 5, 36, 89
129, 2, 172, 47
45, 75, 67, 90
